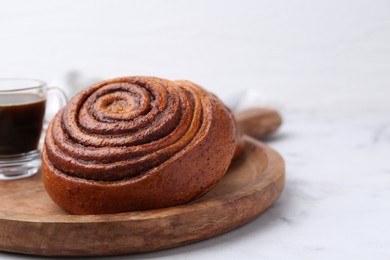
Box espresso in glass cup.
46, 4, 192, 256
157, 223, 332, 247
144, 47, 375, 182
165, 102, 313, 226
0, 78, 67, 180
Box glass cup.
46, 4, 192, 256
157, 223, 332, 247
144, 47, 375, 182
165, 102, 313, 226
0, 78, 67, 180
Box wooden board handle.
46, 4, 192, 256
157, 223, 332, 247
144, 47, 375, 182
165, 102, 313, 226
232, 108, 282, 160
235, 108, 282, 139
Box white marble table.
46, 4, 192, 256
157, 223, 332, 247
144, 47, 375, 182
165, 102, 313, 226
1, 108, 388, 259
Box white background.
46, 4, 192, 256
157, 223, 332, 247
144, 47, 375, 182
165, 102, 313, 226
1, 1, 390, 259
1, 0, 389, 113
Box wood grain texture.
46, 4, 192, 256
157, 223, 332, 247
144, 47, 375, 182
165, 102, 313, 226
0, 136, 284, 256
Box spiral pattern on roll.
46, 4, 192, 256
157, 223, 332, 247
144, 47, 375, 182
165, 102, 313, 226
44, 77, 216, 181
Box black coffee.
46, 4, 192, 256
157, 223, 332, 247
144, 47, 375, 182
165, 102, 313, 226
0, 93, 46, 155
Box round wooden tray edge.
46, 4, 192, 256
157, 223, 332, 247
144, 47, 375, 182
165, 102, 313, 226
0, 137, 285, 256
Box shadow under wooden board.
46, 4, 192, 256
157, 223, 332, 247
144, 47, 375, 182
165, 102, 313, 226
0, 136, 285, 256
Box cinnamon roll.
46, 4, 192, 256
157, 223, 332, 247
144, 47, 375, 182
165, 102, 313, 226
42, 76, 237, 214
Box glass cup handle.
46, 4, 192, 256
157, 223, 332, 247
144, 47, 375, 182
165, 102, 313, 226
39, 87, 67, 150
43, 86, 68, 127
48, 86, 68, 106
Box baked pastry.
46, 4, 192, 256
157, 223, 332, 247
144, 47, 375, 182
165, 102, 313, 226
42, 76, 237, 214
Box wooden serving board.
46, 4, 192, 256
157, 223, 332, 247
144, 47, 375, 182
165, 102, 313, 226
0, 136, 285, 256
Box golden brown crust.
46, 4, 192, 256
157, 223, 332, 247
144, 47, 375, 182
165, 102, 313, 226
42, 76, 237, 214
